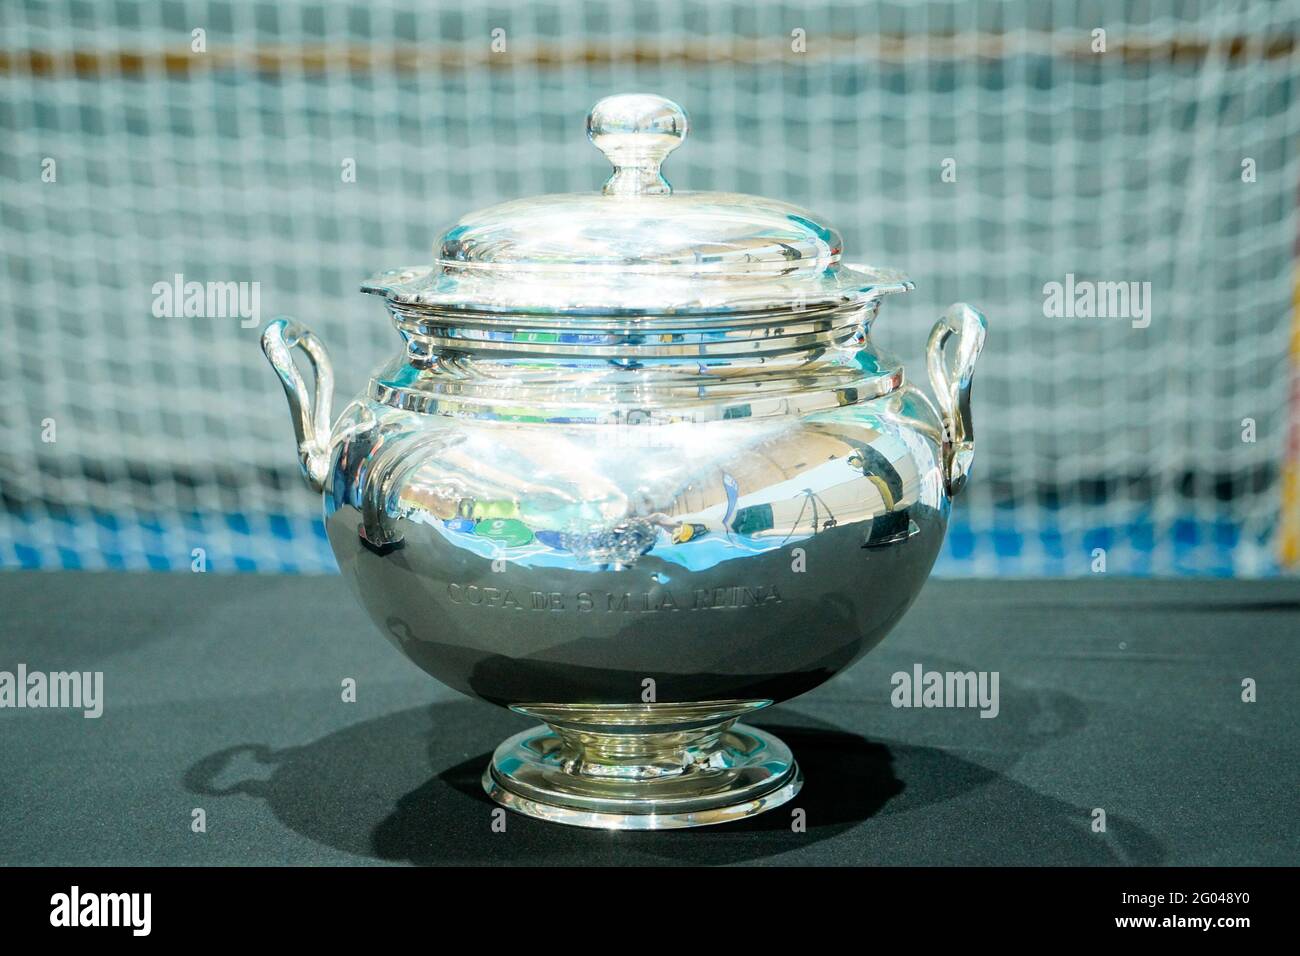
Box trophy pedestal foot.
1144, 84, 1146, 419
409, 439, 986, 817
481, 703, 801, 830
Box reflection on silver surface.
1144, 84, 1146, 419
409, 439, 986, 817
262, 93, 988, 829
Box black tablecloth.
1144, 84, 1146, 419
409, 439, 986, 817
0, 571, 1295, 866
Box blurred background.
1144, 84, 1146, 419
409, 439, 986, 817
2, 0, 1298, 576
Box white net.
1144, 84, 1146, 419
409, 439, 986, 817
2, 0, 1298, 575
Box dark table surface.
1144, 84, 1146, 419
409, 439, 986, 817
0, 571, 1296, 866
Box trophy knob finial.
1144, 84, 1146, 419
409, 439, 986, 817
587, 93, 688, 197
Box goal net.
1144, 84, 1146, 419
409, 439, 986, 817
2, 0, 1298, 575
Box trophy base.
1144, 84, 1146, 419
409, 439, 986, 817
481, 702, 802, 830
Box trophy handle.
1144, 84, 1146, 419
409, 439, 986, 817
926, 303, 987, 497
261, 317, 335, 493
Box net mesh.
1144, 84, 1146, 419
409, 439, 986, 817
2, 0, 1298, 575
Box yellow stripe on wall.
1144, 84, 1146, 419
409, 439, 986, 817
1280, 270, 1300, 567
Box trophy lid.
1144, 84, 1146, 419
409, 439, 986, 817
363, 93, 912, 318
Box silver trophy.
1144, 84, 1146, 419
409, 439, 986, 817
262, 94, 987, 829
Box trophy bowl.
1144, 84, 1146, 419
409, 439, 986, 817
261, 93, 987, 829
